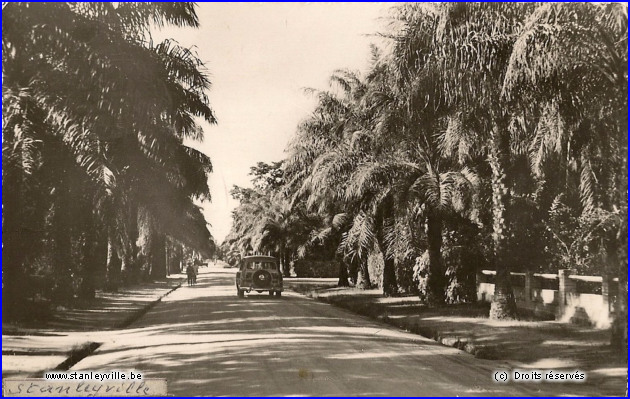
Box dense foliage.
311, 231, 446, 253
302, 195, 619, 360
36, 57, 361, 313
3, 2, 216, 318
225, 3, 627, 321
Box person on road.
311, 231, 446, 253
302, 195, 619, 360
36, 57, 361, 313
186, 262, 196, 286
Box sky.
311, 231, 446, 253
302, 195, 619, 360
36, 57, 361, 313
153, 3, 394, 243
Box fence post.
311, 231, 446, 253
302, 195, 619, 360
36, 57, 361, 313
476, 271, 483, 302
558, 269, 576, 317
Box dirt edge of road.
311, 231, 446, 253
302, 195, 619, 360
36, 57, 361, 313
40, 280, 184, 376
286, 283, 623, 364
285, 282, 626, 396
289, 286, 494, 359
115, 281, 184, 329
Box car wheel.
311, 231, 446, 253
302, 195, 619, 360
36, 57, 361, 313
269, 291, 274, 296
276, 291, 282, 297
237, 287, 244, 298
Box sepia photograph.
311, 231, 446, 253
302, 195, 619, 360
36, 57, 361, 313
2, 2, 628, 397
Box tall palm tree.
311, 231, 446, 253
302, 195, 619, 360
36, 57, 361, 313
388, 2, 539, 318
503, 2, 627, 219
342, 142, 479, 303
284, 71, 374, 288
295, 211, 352, 287
503, 2, 627, 337
3, 2, 216, 304
293, 70, 390, 291
388, 2, 627, 317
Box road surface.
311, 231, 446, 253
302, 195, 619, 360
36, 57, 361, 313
72, 265, 535, 396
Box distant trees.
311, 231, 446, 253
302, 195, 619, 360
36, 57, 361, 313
3, 2, 215, 317
226, 3, 627, 325
223, 162, 322, 276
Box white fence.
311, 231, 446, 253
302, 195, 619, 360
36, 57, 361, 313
477, 269, 620, 328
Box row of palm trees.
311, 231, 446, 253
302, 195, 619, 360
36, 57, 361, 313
225, 2, 627, 320
3, 3, 215, 317
222, 162, 322, 277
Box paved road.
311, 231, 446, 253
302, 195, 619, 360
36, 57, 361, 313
73, 266, 535, 396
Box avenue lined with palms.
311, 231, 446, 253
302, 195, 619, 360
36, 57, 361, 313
72, 266, 536, 397
2, 3, 627, 397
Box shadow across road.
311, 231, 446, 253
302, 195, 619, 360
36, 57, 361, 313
72, 267, 544, 396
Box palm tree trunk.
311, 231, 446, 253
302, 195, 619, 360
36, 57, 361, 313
337, 259, 350, 287
426, 213, 446, 306
150, 233, 167, 280
605, 239, 626, 348
120, 255, 132, 286
104, 233, 121, 292
611, 117, 627, 348
349, 261, 358, 285
120, 228, 133, 285
136, 207, 153, 282
280, 245, 290, 277
77, 219, 98, 300
2, 173, 28, 317
130, 247, 141, 284
284, 252, 291, 277
357, 260, 372, 289
382, 257, 397, 296
52, 183, 74, 303
488, 125, 517, 319
92, 231, 108, 289
376, 199, 397, 296
377, 241, 398, 296
124, 204, 140, 285
373, 241, 397, 295
169, 242, 183, 275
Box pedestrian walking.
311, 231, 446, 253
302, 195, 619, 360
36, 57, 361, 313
186, 262, 195, 286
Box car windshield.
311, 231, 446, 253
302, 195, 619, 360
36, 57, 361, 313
245, 261, 276, 271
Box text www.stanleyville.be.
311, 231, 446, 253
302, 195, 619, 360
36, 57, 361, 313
44, 371, 143, 382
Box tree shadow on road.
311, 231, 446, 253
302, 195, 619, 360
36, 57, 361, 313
70, 270, 624, 397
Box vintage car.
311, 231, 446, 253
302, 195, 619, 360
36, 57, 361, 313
235, 255, 283, 298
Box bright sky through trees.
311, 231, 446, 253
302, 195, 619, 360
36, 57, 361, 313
153, 2, 392, 241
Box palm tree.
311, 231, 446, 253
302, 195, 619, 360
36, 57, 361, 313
503, 2, 627, 338
503, 2, 627, 223
2, 90, 50, 310
284, 72, 372, 288
387, 2, 627, 317
387, 2, 540, 318
228, 176, 319, 277
341, 142, 479, 304
296, 212, 352, 287
291, 70, 388, 291
3, 2, 216, 304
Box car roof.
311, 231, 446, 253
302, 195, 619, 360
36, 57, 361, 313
242, 255, 277, 262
